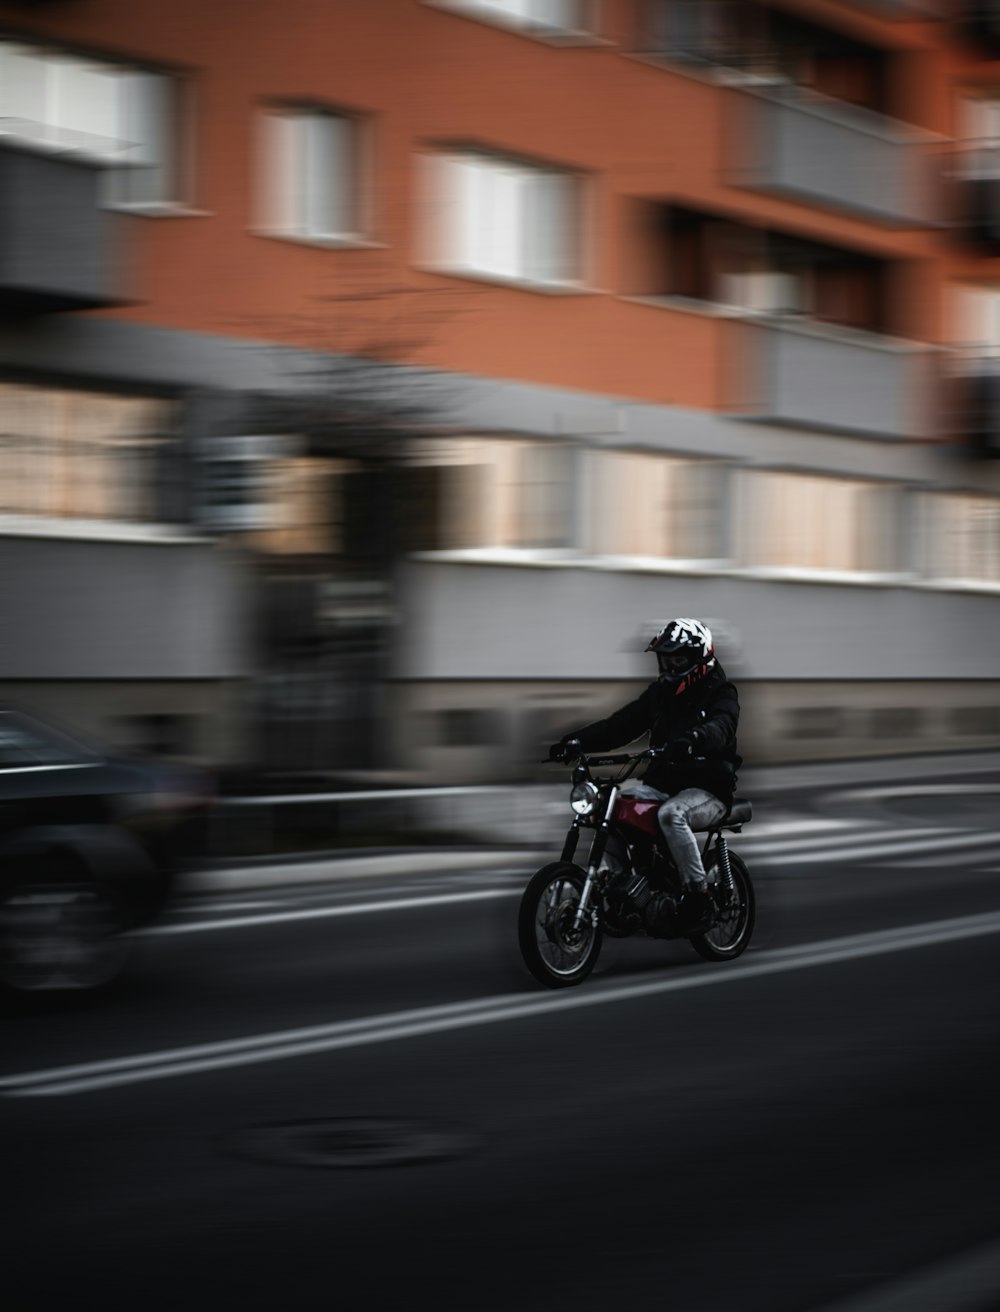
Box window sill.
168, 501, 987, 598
424, 2, 614, 48
620, 295, 934, 353
913, 577, 1000, 595
0, 515, 212, 545
410, 548, 582, 567
108, 202, 212, 218
408, 552, 928, 588
731, 566, 913, 587
251, 230, 387, 251
418, 265, 601, 296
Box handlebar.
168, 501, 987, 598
541, 740, 707, 774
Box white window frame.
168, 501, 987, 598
421, 150, 586, 289
581, 449, 731, 567
255, 105, 366, 245
427, 0, 595, 40
0, 38, 187, 210
738, 468, 904, 581
0, 382, 177, 529
406, 437, 578, 556
919, 491, 1000, 589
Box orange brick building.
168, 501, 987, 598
1, 0, 999, 774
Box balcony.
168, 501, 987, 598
732, 317, 936, 439
0, 140, 127, 313
955, 3, 1000, 54
954, 146, 1000, 247
727, 85, 932, 226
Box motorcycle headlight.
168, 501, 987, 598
570, 781, 599, 817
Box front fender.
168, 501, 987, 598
0, 825, 164, 923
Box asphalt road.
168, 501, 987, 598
5, 766, 1000, 1312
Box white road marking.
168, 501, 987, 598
136, 887, 519, 936
154, 830, 999, 934
740, 825, 955, 857
808, 1236, 1000, 1312
758, 829, 1000, 869
7, 908, 1000, 1098
835, 783, 1000, 804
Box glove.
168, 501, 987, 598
548, 739, 582, 763
665, 730, 702, 760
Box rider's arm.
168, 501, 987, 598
558, 684, 658, 754
692, 680, 740, 756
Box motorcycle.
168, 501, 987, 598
518, 740, 755, 988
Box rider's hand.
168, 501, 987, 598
665, 730, 702, 760
547, 741, 571, 763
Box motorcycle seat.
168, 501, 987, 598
719, 798, 752, 830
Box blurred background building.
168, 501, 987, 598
1, 0, 999, 781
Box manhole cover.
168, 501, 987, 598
221, 1117, 477, 1169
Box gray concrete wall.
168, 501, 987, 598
394, 560, 1000, 683
0, 534, 252, 680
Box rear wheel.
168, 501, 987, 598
690, 849, 755, 962
518, 862, 603, 989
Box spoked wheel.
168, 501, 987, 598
690, 850, 755, 962
518, 862, 603, 989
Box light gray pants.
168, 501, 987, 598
629, 785, 728, 890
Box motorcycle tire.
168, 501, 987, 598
690, 849, 755, 962
518, 862, 603, 989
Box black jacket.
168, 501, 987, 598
562, 663, 741, 803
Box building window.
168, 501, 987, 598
423, 152, 583, 287
921, 493, 1000, 585
949, 285, 1000, 369
406, 438, 575, 551
256, 107, 363, 242
784, 707, 846, 740
434, 0, 590, 36
0, 39, 184, 207
956, 91, 1000, 179
742, 471, 900, 575
640, 1, 888, 114
658, 207, 890, 335
869, 707, 922, 739
585, 451, 727, 561
0, 383, 176, 524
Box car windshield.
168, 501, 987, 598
0, 711, 101, 769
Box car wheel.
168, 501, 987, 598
0, 878, 130, 992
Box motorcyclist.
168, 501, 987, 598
548, 618, 740, 933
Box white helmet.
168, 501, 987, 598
645, 618, 715, 687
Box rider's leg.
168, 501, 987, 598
657, 789, 728, 890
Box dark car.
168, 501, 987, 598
0, 706, 211, 992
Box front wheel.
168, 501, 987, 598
518, 863, 603, 989
690, 849, 755, 962
0, 879, 130, 993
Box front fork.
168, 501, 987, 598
571, 786, 618, 932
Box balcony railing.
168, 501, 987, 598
727, 84, 933, 227
847, 0, 945, 15
732, 317, 937, 440
0, 139, 127, 313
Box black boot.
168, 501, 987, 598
677, 887, 715, 936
